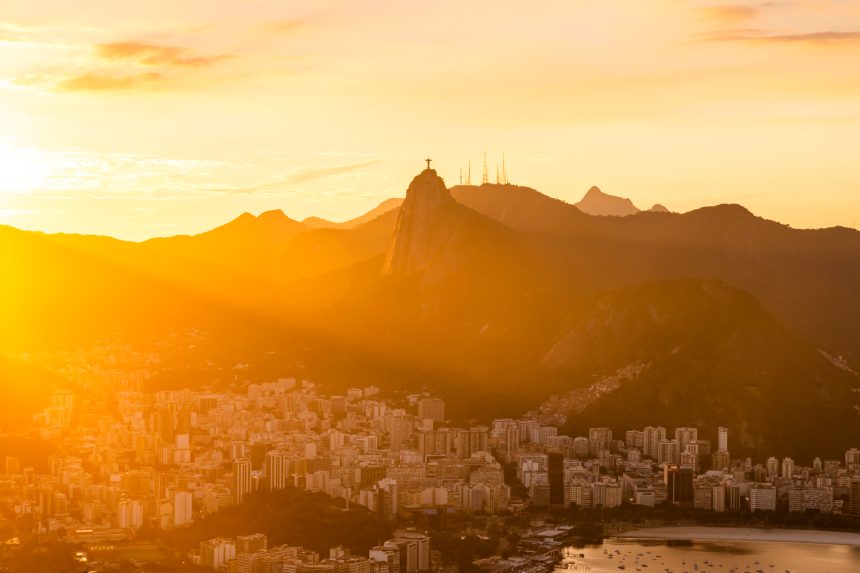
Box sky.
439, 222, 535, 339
1, 0, 859, 240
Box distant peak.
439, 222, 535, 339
302, 216, 336, 229
258, 209, 288, 220
205, 208, 304, 239
649, 204, 670, 213
575, 186, 640, 217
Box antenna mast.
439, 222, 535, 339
502, 154, 507, 184
482, 151, 488, 184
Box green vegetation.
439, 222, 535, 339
164, 488, 393, 555
0, 540, 79, 573
424, 513, 513, 572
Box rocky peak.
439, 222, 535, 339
382, 169, 454, 275
575, 186, 641, 217
583, 186, 608, 200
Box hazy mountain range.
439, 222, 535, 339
2, 176, 859, 459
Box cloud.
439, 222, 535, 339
692, 3, 860, 47
57, 71, 165, 91
0, 31, 23, 43
96, 41, 231, 67
281, 160, 381, 185
711, 30, 860, 44
210, 160, 381, 195
268, 19, 308, 34
0, 22, 56, 46
32, 40, 233, 92
0, 208, 38, 218
0, 21, 33, 43
698, 5, 759, 25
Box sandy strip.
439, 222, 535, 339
615, 526, 860, 546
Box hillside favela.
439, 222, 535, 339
2, 2, 860, 573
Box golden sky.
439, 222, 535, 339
1, 0, 859, 240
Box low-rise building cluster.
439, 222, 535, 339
196, 531, 429, 573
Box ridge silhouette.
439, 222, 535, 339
3, 168, 860, 458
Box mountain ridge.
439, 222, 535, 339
304, 198, 404, 230
3, 171, 860, 459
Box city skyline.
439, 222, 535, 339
6, 337, 859, 561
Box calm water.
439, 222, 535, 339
557, 538, 860, 573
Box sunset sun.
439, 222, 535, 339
0, 142, 53, 195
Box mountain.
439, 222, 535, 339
575, 186, 640, 216
143, 206, 398, 289
649, 203, 670, 213
194, 208, 307, 243
314, 183, 860, 457
3, 170, 860, 459
302, 216, 336, 229
381, 169, 514, 278
325, 170, 539, 378
303, 198, 403, 229
142, 209, 307, 274
0, 224, 210, 350
450, 183, 593, 236
0, 206, 392, 351
384, 169, 456, 275
451, 185, 860, 365
305, 177, 860, 458
541, 279, 859, 459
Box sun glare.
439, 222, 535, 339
0, 142, 53, 194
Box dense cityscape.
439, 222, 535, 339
1, 340, 859, 572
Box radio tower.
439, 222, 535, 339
459, 166, 462, 185
466, 160, 472, 185
501, 154, 507, 184
482, 151, 488, 184
495, 164, 500, 184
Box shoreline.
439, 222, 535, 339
613, 525, 860, 547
